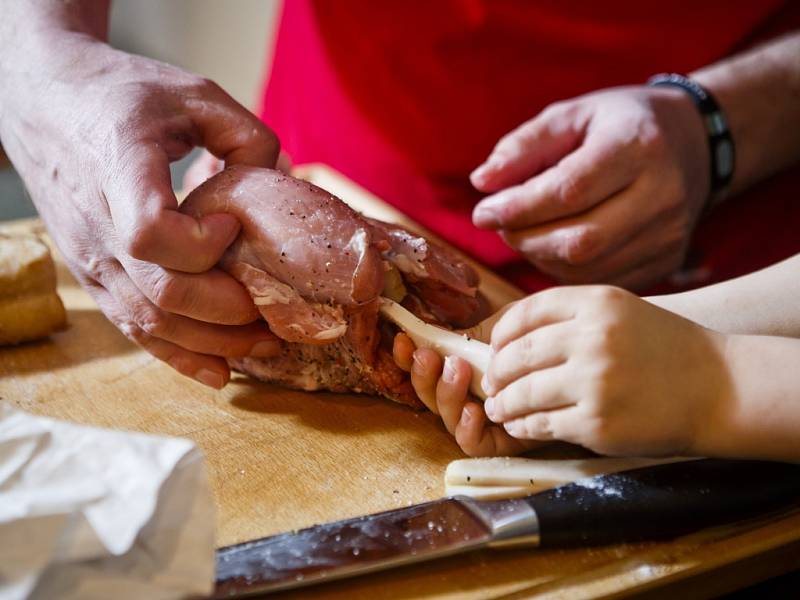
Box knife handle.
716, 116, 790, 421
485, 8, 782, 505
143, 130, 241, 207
523, 459, 800, 547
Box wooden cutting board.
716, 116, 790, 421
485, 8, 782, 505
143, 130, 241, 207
2, 164, 799, 599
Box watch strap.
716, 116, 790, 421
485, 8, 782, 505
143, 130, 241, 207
648, 73, 735, 206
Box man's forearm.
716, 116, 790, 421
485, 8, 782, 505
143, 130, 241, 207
0, 1, 112, 146
647, 254, 800, 337
0, 0, 110, 87
691, 31, 800, 195
0, 0, 110, 42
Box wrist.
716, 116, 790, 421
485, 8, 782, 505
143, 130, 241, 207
688, 332, 776, 459
642, 84, 711, 216
683, 328, 736, 457
648, 73, 734, 210
0, 1, 110, 81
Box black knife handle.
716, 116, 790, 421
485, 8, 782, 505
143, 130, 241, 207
524, 459, 800, 547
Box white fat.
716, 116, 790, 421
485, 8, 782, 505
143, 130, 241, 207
312, 323, 348, 340
345, 228, 369, 260
384, 230, 429, 278
391, 230, 428, 256
390, 253, 429, 278
251, 282, 295, 305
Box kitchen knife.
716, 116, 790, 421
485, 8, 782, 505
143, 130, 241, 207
214, 459, 800, 597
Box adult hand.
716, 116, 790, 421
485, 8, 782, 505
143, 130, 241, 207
392, 333, 542, 457
483, 286, 729, 457
0, 35, 281, 388
471, 86, 710, 290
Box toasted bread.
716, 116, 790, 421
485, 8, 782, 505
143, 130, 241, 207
0, 233, 66, 345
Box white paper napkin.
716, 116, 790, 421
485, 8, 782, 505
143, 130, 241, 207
0, 403, 215, 600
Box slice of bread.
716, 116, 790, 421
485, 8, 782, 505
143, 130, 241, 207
0, 233, 67, 345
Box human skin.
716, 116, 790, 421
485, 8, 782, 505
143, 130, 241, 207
393, 32, 800, 460
0, 0, 283, 388
471, 32, 800, 290
394, 255, 800, 462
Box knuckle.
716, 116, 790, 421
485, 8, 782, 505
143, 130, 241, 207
123, 215, 162, 261
518, 294, 539, 316
526, 413, 553, 438
519, 333, 538, 366
247, 122, 273, 145
540, 100, 569, 121
590, 284, 627, 306
196, 76, 223, 96
136, 306, 173, 339
148, 270, 191, 312
493, 131, 520, 156
494, 191, 524, 223
121, 321, 147, 345
638, 121, 667, 155
561, 226, 602, 265
557, 172, 589, 211
83, 255, 119, 283
591, 322, 619, 353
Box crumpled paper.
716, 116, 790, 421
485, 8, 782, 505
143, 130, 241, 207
0, 403, 215, 600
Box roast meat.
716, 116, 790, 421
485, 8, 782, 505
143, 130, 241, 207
182, 166, 488, 408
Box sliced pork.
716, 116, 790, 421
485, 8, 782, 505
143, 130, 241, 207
181, 166, 487, 408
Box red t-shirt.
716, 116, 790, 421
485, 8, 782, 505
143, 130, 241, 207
260, 0, 800, 293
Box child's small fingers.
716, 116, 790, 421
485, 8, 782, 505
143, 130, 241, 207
393, 333, 416, 372
411, 347, 443, 414
503, 406, 578, 441
455, 403, 538, 457
454, 403, 493, 456
485, 366, 574, 423
436, 356, 472, 435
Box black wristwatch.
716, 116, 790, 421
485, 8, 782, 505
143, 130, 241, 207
648, 72, 735, 207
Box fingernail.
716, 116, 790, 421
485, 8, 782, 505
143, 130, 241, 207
481, 374, 491, 396
251, 340, 280, 357
472, 204, 500, 229
484, 396, 496, 420
459, 406, 472, 426
442, 356, 456, 383
412, 352, 425, 374
470, 163, 490, 183
195, 368, 225, 389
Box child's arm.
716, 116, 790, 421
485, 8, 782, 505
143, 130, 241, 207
482, 286, 800, 462
702, 333, 800, 461
396, 282, 800, 462
647, 254, 800, 337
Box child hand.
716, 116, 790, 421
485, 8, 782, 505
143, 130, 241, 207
393, 333, 541, 456
483, 286, 729, 457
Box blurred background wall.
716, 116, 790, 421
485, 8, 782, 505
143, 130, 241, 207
0, 0, 281, 220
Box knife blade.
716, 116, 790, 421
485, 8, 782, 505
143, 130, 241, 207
214, 459, 800, 598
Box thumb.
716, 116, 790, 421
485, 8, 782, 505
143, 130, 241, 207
471, 103, 586, 193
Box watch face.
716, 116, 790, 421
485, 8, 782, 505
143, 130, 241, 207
715, 139, 735, 179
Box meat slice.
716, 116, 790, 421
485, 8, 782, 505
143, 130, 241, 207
365, 218, 491, 328
181, 166, 485, 408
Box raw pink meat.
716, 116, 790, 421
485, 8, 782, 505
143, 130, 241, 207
182, 166, 487, 408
